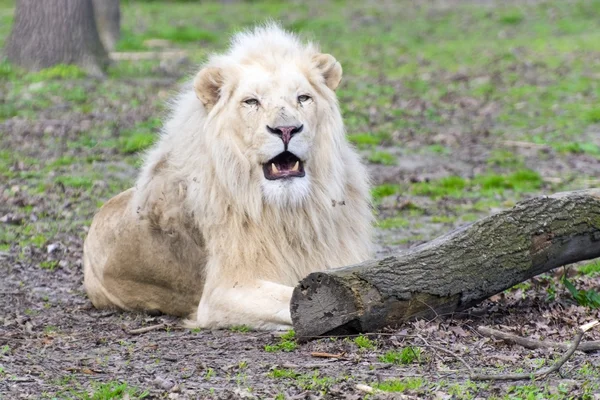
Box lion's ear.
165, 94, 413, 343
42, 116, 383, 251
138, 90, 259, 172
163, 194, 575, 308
193, 67, 223, 109
312, 53, 342, 91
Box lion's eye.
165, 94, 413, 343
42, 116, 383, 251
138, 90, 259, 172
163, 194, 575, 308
297, 95, 311, 103
244, 98, 259, 106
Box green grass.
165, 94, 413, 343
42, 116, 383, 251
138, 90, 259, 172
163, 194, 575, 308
371, 184, 399, 201
230, 325, 251, 333
269, 369, 337, 393
377, 216, 410, 230
39, 260, 58, 271
77, 381, 148, 400
411, 170, 543, 199
54, 176, 94, 190
579, 260, 600, 276
372, 377, 423, 392
28, 64, 86, 82
119, 118, 161, 154
269, 368, 299, 379
264, 330, 297, 352
353, 334, 376, 350
378, 347, 422, 365
368, 150, 396, 165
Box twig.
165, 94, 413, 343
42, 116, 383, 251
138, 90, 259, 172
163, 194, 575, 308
416, 334, 473, 374
471, 321, 598, 381
501, 140, 551, 150
126, 323, 166, 335
478, 325, 600, 353
310, 351, 345, 359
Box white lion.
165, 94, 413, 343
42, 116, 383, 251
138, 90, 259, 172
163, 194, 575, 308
83, 24, 373, 330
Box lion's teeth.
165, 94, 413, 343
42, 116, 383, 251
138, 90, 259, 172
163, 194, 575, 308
272, 163, 279, 174
292, 161, 300, 172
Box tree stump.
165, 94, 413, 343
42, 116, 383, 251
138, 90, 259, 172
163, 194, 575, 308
4, 0, 108, 75
291, 189, 600, 338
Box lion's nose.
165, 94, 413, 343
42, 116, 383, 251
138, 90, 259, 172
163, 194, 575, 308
266, 124, 303, 147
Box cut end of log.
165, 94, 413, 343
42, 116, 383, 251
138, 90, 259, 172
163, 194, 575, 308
291, 272, 362, 339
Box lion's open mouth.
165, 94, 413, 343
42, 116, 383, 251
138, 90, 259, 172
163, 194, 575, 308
263, 151, 305, 180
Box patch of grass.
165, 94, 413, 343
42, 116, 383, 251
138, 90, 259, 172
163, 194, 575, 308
368, 150, 396, 165
487, 149, 524, 167
47, 156, 76, 168
39, 260, 58, 271
264, 330, 297, 352
505, 383, 571, 400
498, 9, 525, 25
431, 215, 456, 224
411, 170, 543, 199
230, 325, 251, 333
378, 347, 422, 365
54, 176, 94, 190
371, 184, 399, 201
554, 142, 600, 157
347, 132, 389, 149
424, 144, 449, 154
120, 132, 155, 154
354, 334, 376, 350
562, 276, 600, 308
119, 118, 161, 154
269, 368, 299, 379
29, 234, 48, 248
156, 26, 218, 44
269, 368, 337, 393
296, 371, 336, 393
412, 176, 467, 198
28, 64, 86, 82
76, 381, 149, 400
0, 61, 18, 79
377, 216, 410, 230
585, 107, 600, 123
372, 377, 423, 392
579, 260, 600, 276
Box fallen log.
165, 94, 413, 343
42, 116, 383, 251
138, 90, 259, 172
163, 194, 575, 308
291, 189, 600, 338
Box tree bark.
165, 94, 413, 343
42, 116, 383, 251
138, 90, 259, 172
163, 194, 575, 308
93, 0, 120, 52
291, 189, 600, 338
4, 0, 108, 76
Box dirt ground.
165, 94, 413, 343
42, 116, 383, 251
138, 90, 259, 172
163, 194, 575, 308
2, 0, 600, 398
1, 116, 599, 398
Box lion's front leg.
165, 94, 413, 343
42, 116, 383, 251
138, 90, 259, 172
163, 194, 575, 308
194, 279, 294, 331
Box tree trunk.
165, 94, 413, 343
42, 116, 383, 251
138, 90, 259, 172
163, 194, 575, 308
93, 0, 120, 52
291, 189, 600, 338
4, 0, 108, 76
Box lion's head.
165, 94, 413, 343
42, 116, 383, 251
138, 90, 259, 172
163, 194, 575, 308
191, 25, 347, 209
133, 24, 372, 283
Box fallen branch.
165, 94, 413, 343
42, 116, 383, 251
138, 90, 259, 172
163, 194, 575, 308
416, 334, 473, 374
355, 384, 379, 394
109, 50, 187, 61
471, 321, 599, 381
310, 351, 345, 359
478, 325, 600, 353
126, 323, 165, 335
501, 140, 552, 150
291, 189, 600, 337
